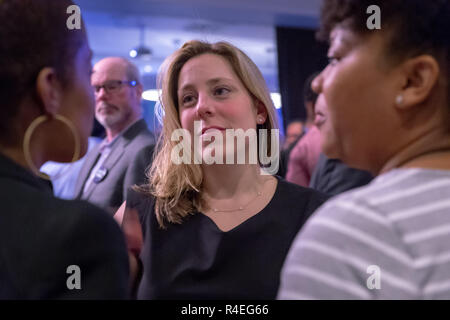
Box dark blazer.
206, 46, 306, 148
0, 152, 129, 299
74, 119, 155, 214
309, 153, 373, 197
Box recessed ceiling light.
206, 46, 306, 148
144, 65, 153, 73
129, 49, 137, 58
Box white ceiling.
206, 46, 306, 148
76, 0, 322, 91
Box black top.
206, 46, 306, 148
0, 152, 129, 299
309, 153, 373, 197
127, 177, 328, 299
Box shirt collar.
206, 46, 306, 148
101, 118, 142, 150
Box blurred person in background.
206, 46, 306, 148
74, 57, 155, 215
283, 119, 305, 150
285, 73, 322, 186
276, 119, 305, 178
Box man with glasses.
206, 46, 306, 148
74, 57, 155, 215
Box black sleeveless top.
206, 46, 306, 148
127, 176, 328, 299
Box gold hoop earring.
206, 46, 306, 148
23, 114, 81, 180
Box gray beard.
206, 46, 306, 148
96, 104, 132, 131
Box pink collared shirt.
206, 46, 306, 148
286, 125, 322, 187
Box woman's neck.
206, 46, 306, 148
0, 146, 34, 171
201, 164, 267, 199
0, 127, 48, 176
380, 127, 450, 174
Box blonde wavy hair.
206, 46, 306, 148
138, 40, 279, 228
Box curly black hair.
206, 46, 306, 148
0, 0, 86, 144
317, 0, 449, 69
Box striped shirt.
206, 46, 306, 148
278, 168, 450, 299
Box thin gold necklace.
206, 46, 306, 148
203, 179, 270, 213
210, 191, 263, 213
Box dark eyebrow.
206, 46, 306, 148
329, 36, 351, 55
332, 28, 358, 49
178, 84, 195, 95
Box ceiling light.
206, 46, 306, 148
270, 93, 282, 109
130, 25, 152, 60
144, 65, 153, 73
142, 89, 161, 102
129, 49, 137, 58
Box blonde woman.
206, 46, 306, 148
118, 40, 327, 299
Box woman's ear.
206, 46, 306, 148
35, 67, 63, 116
254, 99, 268, 124
397, 55, 440, 109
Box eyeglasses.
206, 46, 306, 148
92, 80, 137, 95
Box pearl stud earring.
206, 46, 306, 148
396, 94, 404, 106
